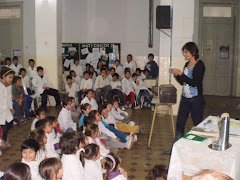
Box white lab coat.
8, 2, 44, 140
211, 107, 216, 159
110, 108, 128, 121
58, 108, 77, 132
65, 83, 79, 102
121, 77, 134, 96
102, 114, 117, 125
22, 158, 42, 180
31, 118, 39, 131
98, 121, 117, 139
84, 159, 103, 180
131, 79, 152, 97
88, 136, 110, 157
81, 97, 98, 111
113, 65, 124, 78
93, 75, 110, 90
36, 148, 47, 162
27, 66, 38, 79
61, 153, 85, 180
32, 75, 51, 96
123, 60, 137, 75
71, 64, 83, 77
0, 83, 13, 125
45, 132, 59, 158
72, 76, 81, 88
21, 75, 30, 88
9, 64, 23, 74
110, 81, 122, 90
80, 78, 93, 90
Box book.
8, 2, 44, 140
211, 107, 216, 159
181, 133, 208, 144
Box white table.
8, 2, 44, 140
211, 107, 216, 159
168, 116, 240, 180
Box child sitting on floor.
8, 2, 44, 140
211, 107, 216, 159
101, 152, 128, 180
102, 104, 143, 134
85, 124, 110, 157
3, 162, 31, 180
60, 131, 85, 180
89, 110, 134, 149
81, 89, 98, 111
81, 144, 103, 180
35, 119, 59, 158
31, 107, 46, 131
39, 157, 63, 180
78, 103, 92, 129
110, 99, 130, 124
29, 129, 47, 162
47, 116, 64, 135
21, 139, 42, 180
58, 97, 77, 132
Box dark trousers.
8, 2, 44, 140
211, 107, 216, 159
176, 95, 205, 136
41, 88, 60, 108
77, 90, 85, 104
95, 85, 112, 103
107, 89, 124, 106
137, 90, 152, 105
1, 121, 13, 142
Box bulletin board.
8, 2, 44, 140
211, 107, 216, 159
62, 43, 80, 71
79, 43, 121, 69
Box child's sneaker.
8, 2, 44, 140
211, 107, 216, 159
128, 104, 132, 108
134, 105, 140, 110
125, 133, 134, 149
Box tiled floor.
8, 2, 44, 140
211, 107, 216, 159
0, 95, 240, 179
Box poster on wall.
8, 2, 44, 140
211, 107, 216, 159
203, 40, 213, 56
219, 45, 229, 59
62, 43, 80, 70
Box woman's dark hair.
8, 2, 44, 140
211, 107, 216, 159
19, 68, 26, 75
37, 66, 44, 72
13, 76, 22, 84
80, 144, 100, 167
3, 162, 31, 180
29, 129, 46, 147
150, 165, 168, 180
85, 124, 99, 137
99, 105, 107, 115
182, 42, 199, 60
21, 139, 40, 152
39, 157, 62, 180
0, 67, 15, 78
66, 75, 73, 80
28, 59, 35, 64
59, 131, 81, 154
81, 103, 91, 112
88, 110, 98, 119
112, 73, 119, 79
101, 153, 121, 180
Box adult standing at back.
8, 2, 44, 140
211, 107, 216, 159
170, 42, 205, 141
123, 54, 137, 75
70, 58, 83, 77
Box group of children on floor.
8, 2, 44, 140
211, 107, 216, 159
64, 53, 158, 110
0, 92, 146, 180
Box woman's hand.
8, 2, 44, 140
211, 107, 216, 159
171, 68, 183, 76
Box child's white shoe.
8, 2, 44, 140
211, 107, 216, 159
125, 133, 134, 149
134, 105, 140, 110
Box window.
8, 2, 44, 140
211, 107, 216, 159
203, 6, 231, 17
0, 8, 20, 19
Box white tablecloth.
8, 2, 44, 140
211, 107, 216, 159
168, 116, 240, 180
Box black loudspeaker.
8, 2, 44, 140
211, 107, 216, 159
156, 6, 171, 29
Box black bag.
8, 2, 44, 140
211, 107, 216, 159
159, 84, 177, 104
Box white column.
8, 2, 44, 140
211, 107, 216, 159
35, 0, 62, 90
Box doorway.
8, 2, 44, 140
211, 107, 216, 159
199, 1, 238, 96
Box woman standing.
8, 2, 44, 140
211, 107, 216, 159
0, 67, 15, 147
171, 42, 205, 141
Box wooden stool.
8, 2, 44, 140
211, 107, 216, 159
148, 98, 175, 147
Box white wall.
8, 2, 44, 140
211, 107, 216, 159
62, 0, 160, 67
